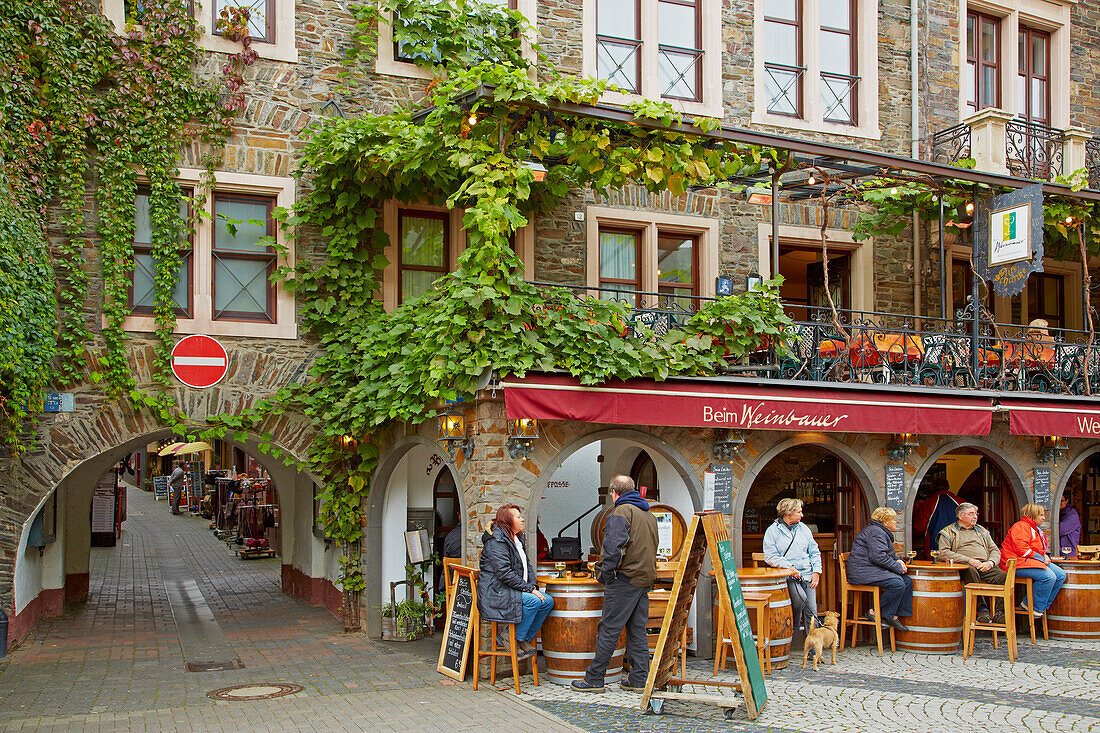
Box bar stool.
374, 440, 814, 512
838, 552, 895, 657
1015, 575, 1049, 644
472, 616, 539, 695
963, 558, 1017, 662
750, 552, 767, 568
714, 591, 772, 676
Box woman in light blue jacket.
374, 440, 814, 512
762, 498, 822, 633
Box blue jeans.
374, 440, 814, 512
515, 591, 554, 642
1016, 563, 1067, 612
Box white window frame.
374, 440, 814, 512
103, 0, 298, 63
756, 222, 873, 313
582, 0, 722, 118
585, 206, 718, 298
376, 0, 538, 79
380, 202, 535, 311
958, 0, 1071, 128
751, 0, 880, 140
121, 168, 298, 339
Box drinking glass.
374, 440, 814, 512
555, 561, 566, 578
929, 550, 940, 565
906, 551, 917, 566
1062, 547, 1072, 560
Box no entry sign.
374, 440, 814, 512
171, 335, 228, 388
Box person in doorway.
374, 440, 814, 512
478, 505, 553, 659
846, 507, 912, 632
572, 475, 658, 693
442, 520, 463, 559
1059, 493, 1082, 558
937, 502, 1007, 623
168, 461, 187, 515
762, 498, 822, 633
1002, 503, 1067, 617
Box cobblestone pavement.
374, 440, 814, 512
3, 488, 1098, 731
0, 487, 579, 732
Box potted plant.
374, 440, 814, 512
379, 602, 397, 641
393, 599, 428, 641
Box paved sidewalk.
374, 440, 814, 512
0, 488, 580, 732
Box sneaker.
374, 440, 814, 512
571, 680, 606, 693
1018, 600, 1031, 614
620, 681, 645, 692
495, 631, 510, 650
862, 610, 890, 628
515, 647, 534, 660
977, 609, 992, 624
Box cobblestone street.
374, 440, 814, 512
2, 487, 1098, 731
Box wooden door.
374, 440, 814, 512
829, 463, 865, 612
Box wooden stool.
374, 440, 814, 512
838, 552, 895, 657
714, 591, 772, 676
472, 619, 539, 695
1015, 575, 1049, 644
963, 558, 1017, 662
750, 552, 767, 568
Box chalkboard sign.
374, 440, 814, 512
437, 568, 475, 681
885, 463, 905, 511
712, 464, 734, 514
153, 475, 169, 500
714, 536, 767, 711
1033, 466, 1052, 508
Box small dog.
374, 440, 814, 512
801, 611, 840, 671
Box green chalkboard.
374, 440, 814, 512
715, 538, 767, 712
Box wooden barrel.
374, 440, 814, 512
1047, 560, 1100, 640
734, 569, 793, 669
537, 576, 625, 685
893, 562, 964, 654
592, 503, 687, 560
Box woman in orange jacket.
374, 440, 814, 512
1000, 503, 1067, 616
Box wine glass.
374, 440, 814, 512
929, 550, 940, 565
1062, 547, 1072, 560
555, 561, 566, 578
906, 551, 917, 566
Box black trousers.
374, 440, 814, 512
875, 574, 914, 619
584, 576, 650, 687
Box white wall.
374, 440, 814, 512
379, 444, 446, 602
539, 441, 604, 556
13, 488, 65, 614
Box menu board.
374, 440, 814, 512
437, 570, 474, 680
711, 464, 734, 514
153, 475, 169, 500
885, 463, 906, 510
1034, 466, 1052, 508
91, 474, 118, 547
655, 512, 674, 557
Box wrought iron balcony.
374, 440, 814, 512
1087, 137, 1100, 190
533, 282, 1100, 397
1005, 119, 1064, 181
931, 122, 972, 166
932, 115, 1071, 182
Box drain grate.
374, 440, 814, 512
207, 682, 303, 701
187, 659, 245, 672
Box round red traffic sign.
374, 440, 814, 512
171, 335, 229, 389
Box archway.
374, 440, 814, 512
1052, 444, 1100, 555
737, 436, 873, 613
909, 441, 1027, 556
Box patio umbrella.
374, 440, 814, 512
157, 441, 185, 456
173, 441, 213, 455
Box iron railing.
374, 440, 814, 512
531, 281, 1100, 396
764, 63, 805, 117
821, 72, 859, 126
931, 123, 972, 166
1087, 137, 1100, 190
596, 35, 642, 94
658, 44, 703, 102
1006, 119, 1064, 181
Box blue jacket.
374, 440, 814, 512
846, 520, 906, 585
762, 519, 822, 575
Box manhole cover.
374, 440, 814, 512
207, 683, 303, 701
187, 659, 245, 672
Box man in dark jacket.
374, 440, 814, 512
168, 461, 187, 515
442, 521, 462, 559
573, 475, 658, 693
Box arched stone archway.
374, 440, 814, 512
735, 433, 880, 559
906, 438, 1029, 549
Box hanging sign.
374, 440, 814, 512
884, 463, 906, 511
1033, 466, 1052, 508
973, 184, 1045, 297
711, 463, 734, 514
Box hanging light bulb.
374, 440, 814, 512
1066, 215, 1074, 224
890, 187, 899, 195
965, 201, 975, 214
807, 175, 816, 186
467, 113, 477, 126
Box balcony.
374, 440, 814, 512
536, 282, 1100, 397
932, 109, 1097, 185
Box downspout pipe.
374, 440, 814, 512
912, 0, 921, 323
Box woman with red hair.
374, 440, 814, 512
478, 504, 554, 658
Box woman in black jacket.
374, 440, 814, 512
478, 504, 554, 657
846, 506, 912, 632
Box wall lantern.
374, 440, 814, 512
339, 434, 357, 450
507, 418, 540, 460
744, 185, 773, 206
522, 160, 548, 182
887, 433, 920, 461
712, 428, 746, 462
953, 200, 975, 229
438, 408, 474, 460
1036, 435, 1068, 465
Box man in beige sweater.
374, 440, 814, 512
937, 502, 1007, 623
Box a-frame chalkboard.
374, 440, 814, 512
639, 512, 766, 720
437, 564, 477, 681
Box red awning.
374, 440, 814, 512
1002, 398, 1100, 438
503, 375, 994, 435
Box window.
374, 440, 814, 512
587, 207, 716, 305
586, 0, 720, 117
130, 189, 193, 317
213, 194, 277, 322
763, 0, 802, 117
212, 0, 275, 43
398, 211, 449, 304
1017, 26, 1050, 124
966, 11, 1001, 113
753, 0, 877, 137
1028, 272, 1064, 329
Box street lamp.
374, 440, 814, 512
713, 428, 746, 462
1036, 436, 1068, 465
438, 407, 474, 460
887, 433, 920, 461
507, 418, 539, 459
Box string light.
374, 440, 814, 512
1066, 215, 1074, 224
467, 113, 477, 126
807, 175, 816, 185
890, 187, 898, 195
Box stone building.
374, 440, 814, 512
4, 0, 1100, 655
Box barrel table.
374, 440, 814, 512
1047, 559, 1100, 640
732, 568, 794, 669
537, 575, 626, 685
893, 561, 964, 654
